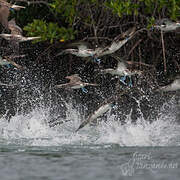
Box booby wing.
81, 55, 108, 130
0, 4, 9, 29
65, 74, 82, 83
96, 27, 136, 57
65, 41, 91, 50
0, 0, 25, 10
54, 83, 73, 89
19, 36, 41, 42
154, 18, 180, 32
11, 4, 25, 10
0, 34, 40, 42
76, 102, 114, 132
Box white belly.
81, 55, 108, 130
71, 84, 83, 89
90, 104, 111, 120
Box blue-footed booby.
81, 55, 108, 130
56, 27, 136, 63
98, 55, 142, 87
76, 89, 129, 132
76, 101, 115, 132
56, 41, 100, 63
55, 74, 98, 93
0, 18, 40, 42
153, 18, 180, 32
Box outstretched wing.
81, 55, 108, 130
65, 41, 91, 50
117, 61, 127, 71
0, 5, 9, 29
96, 27, 136, 57
20, 36, 40, 42
54, 83, 72, 89
84, 83, 98, 87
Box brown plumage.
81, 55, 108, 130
0, 1, 9, 29
55, 74, 98, 90
8, 18, 22, 35
0, 0, 25, 30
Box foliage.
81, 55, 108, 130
49, 0, 78, 25
105, 0, 139, 17
24, 20, 76, 43
21, 0, 180, 43
105, 0, 180, 27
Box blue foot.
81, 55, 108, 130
6, 64, 12, 68
10, 7, 15, 12
90, 54, 101, 64
94, 57, 101, 64
128, 79, 133, 87
120, 76, 127, 85
81, 87, 88, 93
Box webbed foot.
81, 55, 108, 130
6, 64, 12, 68
120, 76, 127, 85
81, 87, 88, 93
94, 57, 101, 64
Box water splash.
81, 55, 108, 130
0, 97, 179, 147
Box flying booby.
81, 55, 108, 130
98, 55, 142, 87
56, 27, 136, 63
76, 88, 131, 132
55, 74, 98, 93
153, 18, 180, 32
0, 18, 40, 42
76, 101, 116, 132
